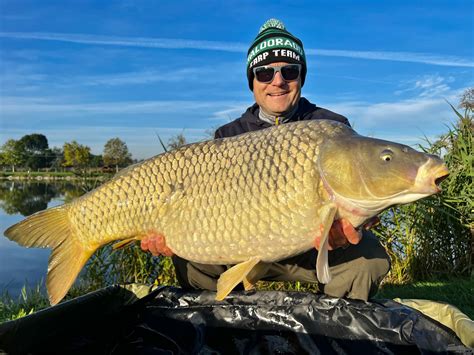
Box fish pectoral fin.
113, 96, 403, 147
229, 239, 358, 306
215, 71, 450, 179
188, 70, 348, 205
315, 203, 338, 285
216, 257, 261, 300
112, 237, 138, 250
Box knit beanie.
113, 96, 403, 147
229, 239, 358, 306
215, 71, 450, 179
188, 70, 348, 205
246, 18, 306, 91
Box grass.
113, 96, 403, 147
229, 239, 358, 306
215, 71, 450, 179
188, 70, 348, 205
375, 277, 474, 319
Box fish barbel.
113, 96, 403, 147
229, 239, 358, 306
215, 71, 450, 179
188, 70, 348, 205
4, 120, 448, 305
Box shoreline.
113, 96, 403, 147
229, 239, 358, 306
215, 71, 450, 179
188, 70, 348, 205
0, 174, 111, 181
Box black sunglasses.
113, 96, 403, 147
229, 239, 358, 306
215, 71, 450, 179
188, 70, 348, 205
253, 64, 302, 83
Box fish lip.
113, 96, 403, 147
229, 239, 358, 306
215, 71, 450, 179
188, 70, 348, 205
433, 167, 449, 192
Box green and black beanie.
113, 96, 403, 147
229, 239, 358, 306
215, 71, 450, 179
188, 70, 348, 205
246, 18, 306, 91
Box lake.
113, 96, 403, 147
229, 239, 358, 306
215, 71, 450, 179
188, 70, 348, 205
0, 180, 90, 297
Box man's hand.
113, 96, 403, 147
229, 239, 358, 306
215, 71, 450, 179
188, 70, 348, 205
140, 232, 174, 257
314, 217, 379, 251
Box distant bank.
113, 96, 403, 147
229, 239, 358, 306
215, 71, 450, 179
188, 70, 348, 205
0, 171, 112, 181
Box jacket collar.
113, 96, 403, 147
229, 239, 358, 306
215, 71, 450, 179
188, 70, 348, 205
241, 97, 317, 127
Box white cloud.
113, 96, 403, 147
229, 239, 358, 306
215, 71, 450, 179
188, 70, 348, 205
319, 89, 463, 147
0, 97, 248, 116
1, 32, 473, 68
395, 74, 456, 98
210, 105, 250, 121
307, 49, 474, 68
0, 32, 247, 52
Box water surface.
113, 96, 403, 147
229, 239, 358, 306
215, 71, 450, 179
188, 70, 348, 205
0, 180, 88, 297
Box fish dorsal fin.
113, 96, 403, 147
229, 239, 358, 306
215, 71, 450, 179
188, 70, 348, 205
315, 203, 338, 284
216, 257, 261, 300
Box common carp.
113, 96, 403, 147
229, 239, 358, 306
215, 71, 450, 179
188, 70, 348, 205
4, 120, 448, 305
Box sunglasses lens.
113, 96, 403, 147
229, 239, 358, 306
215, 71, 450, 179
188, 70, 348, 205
281, 65, 300, 81
255, 67, 275, 83
254, 65, 301, 83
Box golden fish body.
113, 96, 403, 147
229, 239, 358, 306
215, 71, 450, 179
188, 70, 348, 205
4, 120, 448, 305
69, 121, 331, 264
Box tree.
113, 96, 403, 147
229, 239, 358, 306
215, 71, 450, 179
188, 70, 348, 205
19, 133, 50, 170
63, 141, 91, 171
459, 87, 474, 111
0, 139, 26, 172
19, 134, 48, 153
103, 138, 132, 172
49, 147, 64, 170
89, 154, 104, 168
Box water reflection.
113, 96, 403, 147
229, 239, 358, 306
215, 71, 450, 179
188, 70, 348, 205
0, 180, 90, 297
0, 180, 90, 216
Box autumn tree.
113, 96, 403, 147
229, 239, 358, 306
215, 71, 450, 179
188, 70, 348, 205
63, 141, 91, 172
103, 138, 132, 172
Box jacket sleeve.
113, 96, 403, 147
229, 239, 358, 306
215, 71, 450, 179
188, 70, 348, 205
214, 128, 223, 139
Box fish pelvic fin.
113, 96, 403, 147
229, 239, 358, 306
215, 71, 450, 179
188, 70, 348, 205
216, 257, 261, 301
316, 203, 338, 285
4, 206, 95, 306
112, 237, 138, 250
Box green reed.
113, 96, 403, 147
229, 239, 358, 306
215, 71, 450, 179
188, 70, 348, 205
374, 104, 473, 283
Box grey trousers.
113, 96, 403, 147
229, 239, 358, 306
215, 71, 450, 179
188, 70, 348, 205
172, 230, 390, 301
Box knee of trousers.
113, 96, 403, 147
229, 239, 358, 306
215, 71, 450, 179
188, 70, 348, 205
355, 231, 391, 280
356, 253, 391, 282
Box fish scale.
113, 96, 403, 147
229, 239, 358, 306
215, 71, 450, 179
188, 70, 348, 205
4, 119, 448, 305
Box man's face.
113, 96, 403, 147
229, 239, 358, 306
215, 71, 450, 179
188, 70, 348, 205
253, 61, 302, 116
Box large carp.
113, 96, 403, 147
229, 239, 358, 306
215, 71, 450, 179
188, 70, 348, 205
4, 120, 448, 305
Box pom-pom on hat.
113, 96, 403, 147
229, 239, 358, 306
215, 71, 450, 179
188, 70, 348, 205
246, 19, 306, 91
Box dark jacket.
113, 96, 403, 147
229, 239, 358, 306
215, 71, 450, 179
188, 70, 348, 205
214, 97, 349, 139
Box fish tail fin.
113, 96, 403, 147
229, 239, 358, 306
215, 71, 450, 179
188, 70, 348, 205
4, 207, 95, 305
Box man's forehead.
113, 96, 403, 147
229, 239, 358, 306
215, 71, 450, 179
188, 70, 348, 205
263, 62, 292, 67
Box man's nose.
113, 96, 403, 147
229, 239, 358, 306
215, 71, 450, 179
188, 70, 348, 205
271, 71, 286, 85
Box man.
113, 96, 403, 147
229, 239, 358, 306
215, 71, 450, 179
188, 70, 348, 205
142, 19, 390, 301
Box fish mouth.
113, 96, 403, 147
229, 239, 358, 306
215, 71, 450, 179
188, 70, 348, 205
416, 160, 449, 194
433, 165, 449, 192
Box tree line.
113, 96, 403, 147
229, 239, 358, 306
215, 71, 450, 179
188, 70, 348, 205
0, 135, 133, 173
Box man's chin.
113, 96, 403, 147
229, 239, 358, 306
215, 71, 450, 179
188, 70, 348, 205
264, 105, 291, 116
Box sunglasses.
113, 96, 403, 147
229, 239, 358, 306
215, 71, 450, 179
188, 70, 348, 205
253, 64, 302, 83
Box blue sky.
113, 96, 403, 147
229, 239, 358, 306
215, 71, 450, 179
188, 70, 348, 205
1, 0, 473, 160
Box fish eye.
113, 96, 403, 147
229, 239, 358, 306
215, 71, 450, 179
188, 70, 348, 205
380, 149, 393, 162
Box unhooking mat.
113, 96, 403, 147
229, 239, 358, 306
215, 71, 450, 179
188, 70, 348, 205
0, 285, 471, 354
